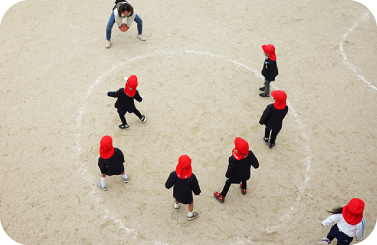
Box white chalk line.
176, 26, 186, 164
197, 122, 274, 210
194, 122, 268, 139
339, 12, 377, 91
75, 49, 312, 240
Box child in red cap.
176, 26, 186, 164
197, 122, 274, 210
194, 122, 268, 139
259, 90, 288, 149
97, 135, 129, 191
214, 137, 259, 203
107, 75, 146, 130
165, 155, 201, 221
318, 198, 365, 245
259, 44, 278, 98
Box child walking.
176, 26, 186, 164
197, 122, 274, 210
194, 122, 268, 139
318, 198, 365, 245
97, 135, 129, 191
165, 155, 201, 221
107, 75, 146, 130
259, 90, 288, 149
214, 137, 259, 203
259, 44, 278, 98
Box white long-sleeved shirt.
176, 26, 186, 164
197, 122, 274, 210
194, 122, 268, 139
114, 2, 136, 28
322, 213, 365, 241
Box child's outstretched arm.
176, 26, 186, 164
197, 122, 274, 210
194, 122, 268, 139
107, 88, 123, 98
321, 213, 342, 227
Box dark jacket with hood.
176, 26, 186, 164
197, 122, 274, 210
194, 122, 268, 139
165, 171, 201, 204
262, 57, 278, 81
107, 89, 142, 113
225, 151, 259, 182
98, 148, 125, 176
259, 104, 288, 132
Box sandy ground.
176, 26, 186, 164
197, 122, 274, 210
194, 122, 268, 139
1, 0, 377, 244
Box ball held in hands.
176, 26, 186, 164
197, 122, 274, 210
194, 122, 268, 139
119, 23, 129, 32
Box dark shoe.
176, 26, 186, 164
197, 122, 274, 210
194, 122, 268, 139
259, 93, 270, 98
263, 137, 269, 144
119, 124, 130, 130
214, 192, 225, 203
140, 115, 146, 122
269, 143, 275, 149
240, 183, 247, 195
259, 87, 265, 91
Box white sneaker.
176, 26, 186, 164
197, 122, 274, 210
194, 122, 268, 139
97, 182, 107, 191
173, 203, 179, 210
187, 212, 199, 221
123, 176, 129, 183
105, 40, 112, 48
137, 34, 146, 41
318, 238, 330, 244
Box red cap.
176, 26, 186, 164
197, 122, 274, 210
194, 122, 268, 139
232, 137, 249, 160
99, 135, 114, 159
271, 90, 287, 110
176, 155, 192, 179
342, 198, 364, 225
262, 44, 276, 61
124, 75, 138, 97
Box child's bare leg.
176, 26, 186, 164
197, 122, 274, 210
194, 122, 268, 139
100, 174, 106, 188
188, 201, 194, 212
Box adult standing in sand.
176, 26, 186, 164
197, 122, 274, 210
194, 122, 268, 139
105, 0, 146, 48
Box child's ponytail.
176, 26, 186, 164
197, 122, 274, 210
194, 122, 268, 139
327, 206, 343, 214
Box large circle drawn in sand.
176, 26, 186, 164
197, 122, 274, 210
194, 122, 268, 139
75, 50, 312, 243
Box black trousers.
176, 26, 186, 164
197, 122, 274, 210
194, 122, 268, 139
221, 180, 247, 197
265, 128, 278, 145
118, 108, 142, 125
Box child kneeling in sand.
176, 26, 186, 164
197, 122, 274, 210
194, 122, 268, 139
97, 135, 129, 191
165, 155, 201, 221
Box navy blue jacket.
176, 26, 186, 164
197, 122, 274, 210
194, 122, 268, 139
261, 58, 278, 81
165, 171, 201, 204
225, 150, 259, 182
98, 148, 125, 176
259, 104, 288, 132
107, 88, 142, 112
